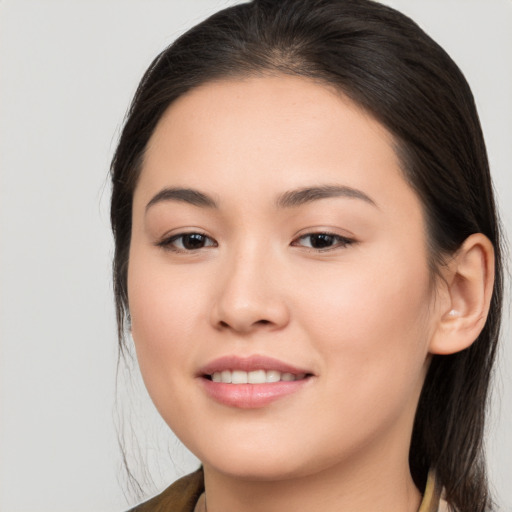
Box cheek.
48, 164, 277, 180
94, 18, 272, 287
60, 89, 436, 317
127, 248, 207, 397
298, 252, 431, 338
293, 250, 433, 410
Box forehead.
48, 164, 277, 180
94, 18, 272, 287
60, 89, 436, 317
137, 75, 417, 216
145, 74, 394, 165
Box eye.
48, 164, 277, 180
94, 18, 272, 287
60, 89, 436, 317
157, 232, 217, 252
292, 232, 354, 251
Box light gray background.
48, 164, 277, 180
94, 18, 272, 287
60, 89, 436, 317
0, 1, 511, 511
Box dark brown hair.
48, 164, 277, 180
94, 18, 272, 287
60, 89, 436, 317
110, 1, 503, 510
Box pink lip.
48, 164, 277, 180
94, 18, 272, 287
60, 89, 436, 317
197, 355, 313, 409
198, 355, 311, 376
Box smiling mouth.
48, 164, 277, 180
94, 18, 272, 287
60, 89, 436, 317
199, 356, 314, 408
205, 369, 310, 384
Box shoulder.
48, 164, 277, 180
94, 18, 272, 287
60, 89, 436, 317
127, 467, 204, 512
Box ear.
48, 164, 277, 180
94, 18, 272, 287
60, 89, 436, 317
429, 233, 495, 355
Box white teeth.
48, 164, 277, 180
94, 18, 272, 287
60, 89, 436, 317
210, 369, 306, 384
266, 370, 281, 383
221, 370, 232, 383
248, 369, 266, 383
231, 370, 248, 384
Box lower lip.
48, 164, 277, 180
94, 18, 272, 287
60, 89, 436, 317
200, 377, 311, 409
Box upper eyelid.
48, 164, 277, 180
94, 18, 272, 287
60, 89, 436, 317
290, 231, 356, 253
295, 231, 351, 239
291, 223, 355, 237
293, 232, 354, 244
157, 228, 212, 241
155, 229, 355, 248
292, 229, 355, 241
156, 231, 217, 249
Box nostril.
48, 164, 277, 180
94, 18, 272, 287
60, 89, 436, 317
217, 318, 272, 330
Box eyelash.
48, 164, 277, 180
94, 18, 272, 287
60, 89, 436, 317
156, 231, 355, 253
156, 232, 217, 253
291, 232, 355, 251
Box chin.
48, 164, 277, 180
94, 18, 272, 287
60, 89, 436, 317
207, 457, 307, 481
197, 439, 330, 482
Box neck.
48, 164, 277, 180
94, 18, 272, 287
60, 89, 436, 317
202, 442, 422, 512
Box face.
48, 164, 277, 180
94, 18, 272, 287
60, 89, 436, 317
128, 75, 441, 481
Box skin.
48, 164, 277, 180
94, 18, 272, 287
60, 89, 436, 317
127, 75, 493, 512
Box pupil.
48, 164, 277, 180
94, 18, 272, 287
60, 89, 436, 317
311, 234, 334, 248
183, 234, 205, 249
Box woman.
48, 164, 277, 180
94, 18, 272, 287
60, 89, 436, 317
110, 0, 503, 511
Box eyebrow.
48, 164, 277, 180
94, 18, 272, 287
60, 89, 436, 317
276, 185, 377, 209
145, 184, 377, 213
145, 187, 218, 212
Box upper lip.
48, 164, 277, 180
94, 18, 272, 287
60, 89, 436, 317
198, 355, 313, 377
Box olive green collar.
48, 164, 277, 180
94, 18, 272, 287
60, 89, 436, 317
419, 469, 446, 512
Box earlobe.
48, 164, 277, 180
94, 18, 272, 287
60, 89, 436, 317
429, 233, 495, 355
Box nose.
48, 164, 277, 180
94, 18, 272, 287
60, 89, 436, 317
210, 246, 290, 334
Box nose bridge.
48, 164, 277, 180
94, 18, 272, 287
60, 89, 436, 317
211, 237, 289, 332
